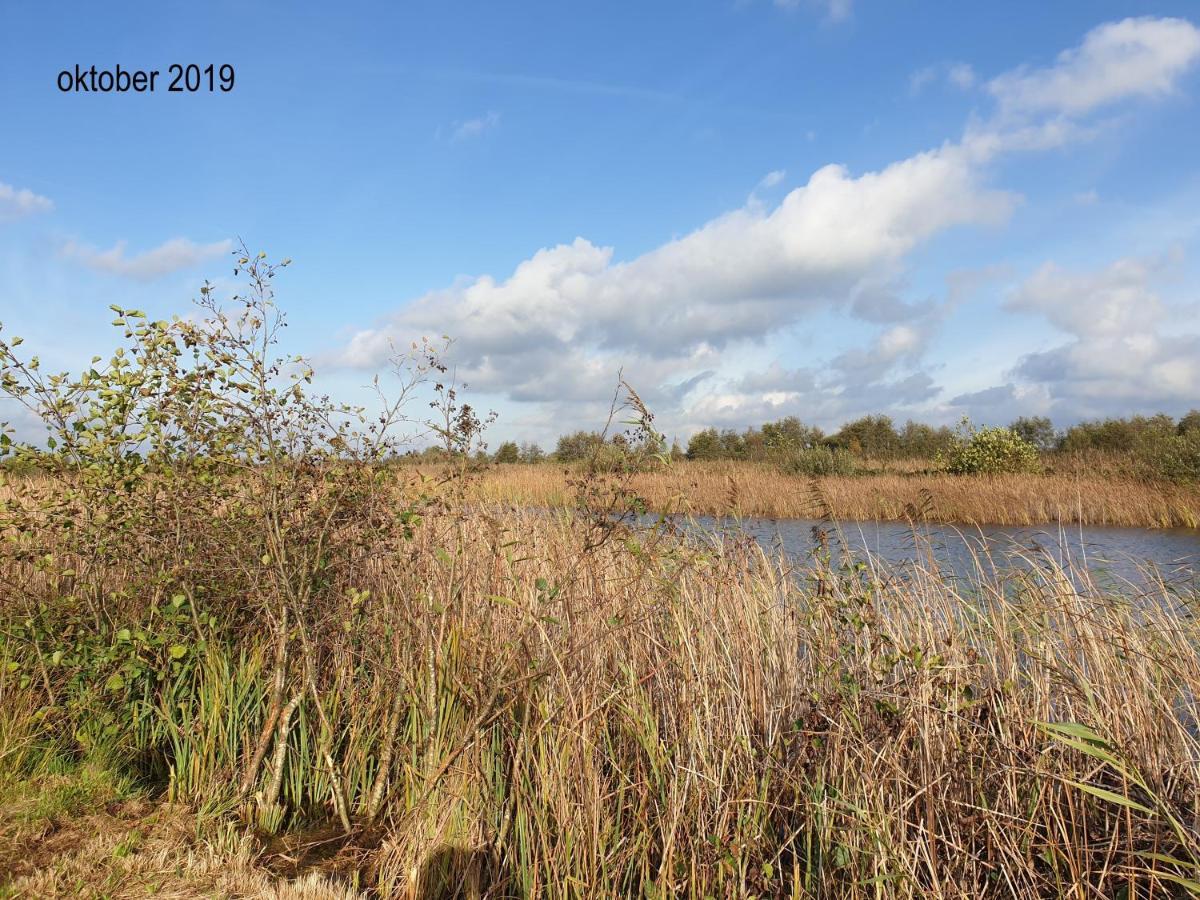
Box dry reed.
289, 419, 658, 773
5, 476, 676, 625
5, 505, 1200, 896
471, 461, 1200, 528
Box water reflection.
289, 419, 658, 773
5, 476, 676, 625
665, 515, 1200, 593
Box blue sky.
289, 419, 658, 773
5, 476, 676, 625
2, 1, 1199, 447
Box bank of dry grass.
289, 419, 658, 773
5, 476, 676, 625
470, 461, 1200, 527
4, 505, 1200, 897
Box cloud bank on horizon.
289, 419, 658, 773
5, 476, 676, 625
331, 16, 1200, 439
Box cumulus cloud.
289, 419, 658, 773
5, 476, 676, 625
1006, 256, 1165, 337
61, 237, 234, 281
954, 254, 1200, 421
0, 181, 53, 221
988, 16, 1200, 116
334, 142, 1015, 393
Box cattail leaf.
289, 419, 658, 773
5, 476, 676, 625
1062, 778, 1153, 814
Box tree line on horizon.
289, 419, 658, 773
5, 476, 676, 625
465, 410, 1200, 465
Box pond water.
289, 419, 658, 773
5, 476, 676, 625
670, 515, 1200, 591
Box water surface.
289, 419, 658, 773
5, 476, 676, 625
673, 514, 1200, 591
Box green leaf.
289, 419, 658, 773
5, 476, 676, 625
1041, 721, 1108, 745
1139, 850, 1200, 871
168, 644, 187, 660
1062, 778, 1153, 814
1154, 871, 1200, 894
1040, 722, 1122, 766
105, 673, 125, 692
116, 628, 131, 642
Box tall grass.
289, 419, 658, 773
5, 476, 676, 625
4, 505, 1200, 896
472, 461, 1200, 527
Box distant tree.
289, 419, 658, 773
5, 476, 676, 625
685, 428, 746, 460
832, 415, 900, 458
686, 428, 722, 461
494, 441, 520, 464
761, 416, 824, 454
1060, 415, 1175, 453
1009, 416, 1057, 452
518, 441, 544, 463
717, 429, 746, 459
899, 420, 955, 458
741, 426, 766, 460
554, 430, 605, 462
414, 445, 451, 462
669, 439, 686, 462
1178, 410, 1200, 435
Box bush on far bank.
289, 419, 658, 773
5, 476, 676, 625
941, 424, 1041, 475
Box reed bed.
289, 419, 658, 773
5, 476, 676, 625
471, 461, 1200, 528
4, 506, 1200, 897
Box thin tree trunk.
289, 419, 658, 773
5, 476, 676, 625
263, 689, 303, 813
365, 684, 405, 821
238, 605, 290, 802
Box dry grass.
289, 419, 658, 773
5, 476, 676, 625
471, 461, 1200, 527
5, 503, 1200, 897
0, 775, 359, 898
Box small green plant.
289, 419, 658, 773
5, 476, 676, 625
940, 419, 1040, 475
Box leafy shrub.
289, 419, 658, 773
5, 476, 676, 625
831, 415, 901, 459
554, 430, 606, 462
494, 441, 520, 464
686, 427, 745, 461
1134, 429, 1200, 482
942, 425, 1040, 475
779, 446, 858, 477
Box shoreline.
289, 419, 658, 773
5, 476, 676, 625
468, 462, 1200, 529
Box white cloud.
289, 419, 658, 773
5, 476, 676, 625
61, 237, 234, 281
908, 66, 937, 96
947, 63, 976, 90
988, 16, 1200, 116
1006, 256, 1164, 337
0, 181, 53, 221
774, 0, 851, 23
334, 141, 1015, 386
759, 169, 786, 189
451, 111, 501, 142
1074, 189, 1100, 206
974, 253, 1200, 419
910, 62, 976, 95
